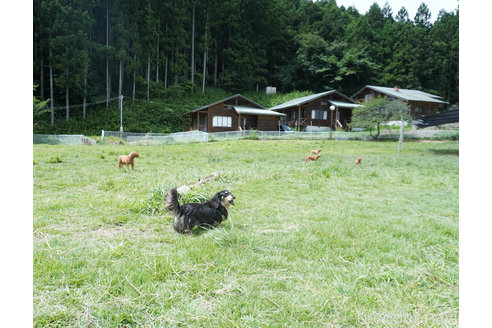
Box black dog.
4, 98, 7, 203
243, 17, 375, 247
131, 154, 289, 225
164, 188, 235, 234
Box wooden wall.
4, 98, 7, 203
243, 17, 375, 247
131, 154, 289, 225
188, 97, 281, 132
206, 102, 239, 132
257, 115, 278, 131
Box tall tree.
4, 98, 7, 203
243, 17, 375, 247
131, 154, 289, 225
106, 0, 110, 108
191, 2, 196, 91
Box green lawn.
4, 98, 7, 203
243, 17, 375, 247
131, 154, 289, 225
33, 139, 459, 327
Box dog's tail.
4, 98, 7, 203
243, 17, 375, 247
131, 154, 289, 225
164, 188, 189, 233
164, 188, 180, 215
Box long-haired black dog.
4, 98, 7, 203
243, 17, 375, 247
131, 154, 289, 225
164, 188, 235, 234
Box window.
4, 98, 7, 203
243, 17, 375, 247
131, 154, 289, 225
364, 94, 373, 101
212, 116, 232, 127
311, 109, 327, 120
320, 101, 328, 106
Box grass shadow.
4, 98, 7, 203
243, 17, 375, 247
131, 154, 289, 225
428, 148, 459, 156
193, 224, 220, 236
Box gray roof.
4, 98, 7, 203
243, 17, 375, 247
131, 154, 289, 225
269, 90, 357, 111
233, 106, 286, 116
186, 94, 265, 114
354, 85, 448, 104
329, 100, 364, 108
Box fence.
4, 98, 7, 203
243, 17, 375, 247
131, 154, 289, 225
101, 130, 209, 145
378, 129, 459, 140
33, 134, 96, 145
102, 129, 458, 145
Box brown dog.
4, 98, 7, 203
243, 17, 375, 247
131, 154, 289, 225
355, 157, 362, 165
117, 151, 139, 170
305, 154, 321, 163
310, 148, 322, 156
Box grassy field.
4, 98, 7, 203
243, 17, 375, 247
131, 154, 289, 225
33, 139, 459, 327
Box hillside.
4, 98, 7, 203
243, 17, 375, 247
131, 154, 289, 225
33, 87, 313, 135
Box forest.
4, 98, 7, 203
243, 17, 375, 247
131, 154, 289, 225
33, 0, 458, 133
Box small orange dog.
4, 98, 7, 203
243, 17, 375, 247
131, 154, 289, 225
305, 154, 321, 163
355, 157, 362, 165
117, 151, 139, 170
310, 148, 322, 156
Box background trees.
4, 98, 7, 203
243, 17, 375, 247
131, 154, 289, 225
33, 0, 459, 124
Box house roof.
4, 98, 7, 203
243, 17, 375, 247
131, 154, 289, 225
329, 100, 364, 109
353, 85, 448, 104
233, 106, 286, 116
269, 90, 357, 111
185, 94, 265, 114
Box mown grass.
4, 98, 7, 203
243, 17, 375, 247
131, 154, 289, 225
33, 140, 459, 327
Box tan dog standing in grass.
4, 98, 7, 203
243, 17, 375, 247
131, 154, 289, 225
355, 157, 362, 165
117, 151, 139, 170
305, 154, 321, 163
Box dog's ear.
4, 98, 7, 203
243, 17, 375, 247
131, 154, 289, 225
209, 192, 221, 209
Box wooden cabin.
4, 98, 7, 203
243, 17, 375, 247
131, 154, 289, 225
352, 85, 448, 119
269, 90, 362, 131
184, 94, 286, 132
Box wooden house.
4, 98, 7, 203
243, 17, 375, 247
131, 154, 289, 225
352, 85, 448, 119
269, 90, 362, 131
184, 94, 286, 132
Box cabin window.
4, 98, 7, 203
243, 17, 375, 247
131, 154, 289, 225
212, 116, 232, 127
364, 94, 373, 101
311, 109, 327, 120
320, 101, 328, 106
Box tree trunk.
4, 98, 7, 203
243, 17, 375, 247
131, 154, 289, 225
132, 54, 136, 102
49, 44, 54, 126
164, 24, 168, 89
147, 53, 150, 100
202, 50, 207, 94
106, 0, 110, 108
175, 46, 179, 85
202, 12, 208, 94
191, 3, 195, 91
221, 59, 224, 83
83, 67, 87, 118
156, 37, 159, 83
65, 68, 69, 120
214, 40, 218, 87
40, 58, 44, 100
164, 58, 168, 89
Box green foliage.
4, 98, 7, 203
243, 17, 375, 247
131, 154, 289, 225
246, 130, 259, 140
133, 186, 167, 215
33, 85, 50, 119
47, 155, 62, 164
33, 0, 459, 121
33, 88, 312, 134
